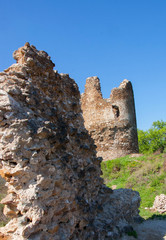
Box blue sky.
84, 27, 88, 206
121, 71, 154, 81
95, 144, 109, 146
0, 0, 166, 130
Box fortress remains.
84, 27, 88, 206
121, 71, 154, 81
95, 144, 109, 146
81, 77, 139, 161
0, 44, 140, 239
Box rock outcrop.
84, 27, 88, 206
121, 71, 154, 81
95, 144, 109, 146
81, 77, 139, 161
0, 43, 140, 239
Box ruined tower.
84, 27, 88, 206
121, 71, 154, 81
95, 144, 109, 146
81, 76, 139, 161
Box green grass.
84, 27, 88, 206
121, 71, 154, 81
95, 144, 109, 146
0, 177, 9, 226
101, 153, 166, 219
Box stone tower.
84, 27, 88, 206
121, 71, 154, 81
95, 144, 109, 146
81, 76, 139, 161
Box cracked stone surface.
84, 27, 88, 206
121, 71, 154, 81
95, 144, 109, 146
0, 43, 140, 239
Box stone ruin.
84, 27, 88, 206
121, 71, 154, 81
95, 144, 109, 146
81, 77, 139, 161
151, 194, 166, 214
0, 43, 140, 239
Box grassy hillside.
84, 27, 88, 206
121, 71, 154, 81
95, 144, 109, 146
101, 153, 166, 219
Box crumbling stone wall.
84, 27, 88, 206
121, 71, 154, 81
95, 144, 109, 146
0, 44, 140, 240
81, 77, 139, 161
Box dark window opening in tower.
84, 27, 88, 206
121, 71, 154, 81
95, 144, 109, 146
112, 105, 120, 118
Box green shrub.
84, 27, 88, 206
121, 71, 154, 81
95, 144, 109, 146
138, 120, 166, 154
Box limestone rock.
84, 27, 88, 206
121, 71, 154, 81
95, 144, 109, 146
81, 76, 139, 161
0, 44, 140, 239
151, 194, 166, 214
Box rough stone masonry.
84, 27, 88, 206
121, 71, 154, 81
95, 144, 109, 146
81, 76, 139, 161
0, 43, 140, 240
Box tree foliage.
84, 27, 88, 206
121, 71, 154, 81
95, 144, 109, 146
138, 120, 166, 154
